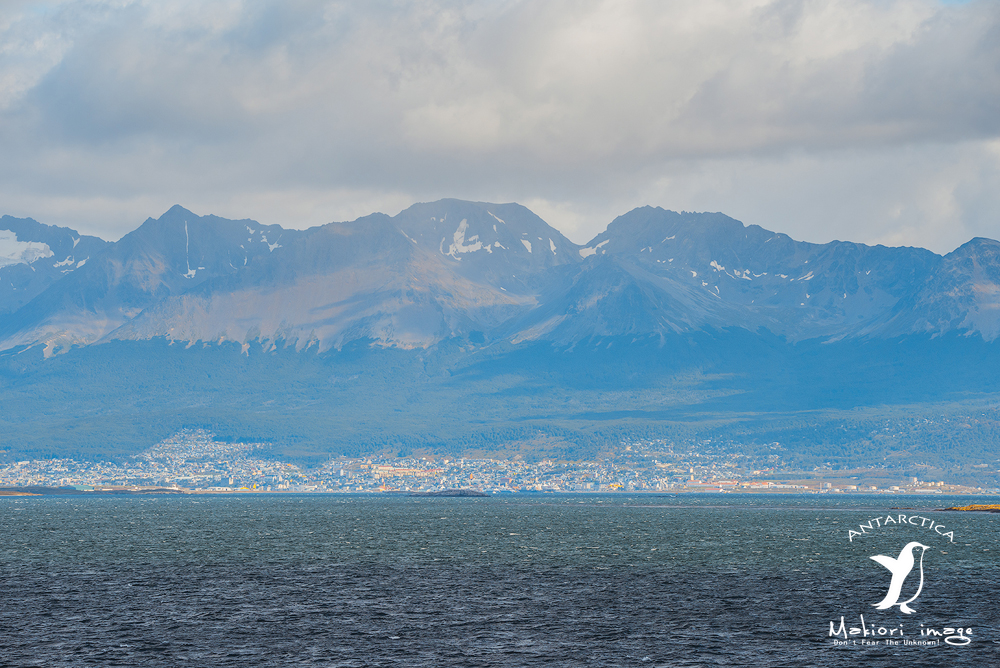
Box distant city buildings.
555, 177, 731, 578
0, 429, 993, 494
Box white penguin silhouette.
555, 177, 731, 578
870, 542, 929, 614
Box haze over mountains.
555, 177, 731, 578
1, 199, 999, 483
2, 199, 1000, 354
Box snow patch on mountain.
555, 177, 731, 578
183, 222, 197, 278
443, 219, 485, 258
0, 230, 53, 267
579, 240, 609, 258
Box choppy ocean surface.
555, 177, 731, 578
1, 493, 997, 667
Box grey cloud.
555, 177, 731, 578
0, 0, 998, 251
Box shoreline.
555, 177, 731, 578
3, 486, 999, 498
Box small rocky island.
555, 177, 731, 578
408, 489, 489, 497
941, 504, 1000, 513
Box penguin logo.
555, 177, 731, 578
870, 542, 929, 614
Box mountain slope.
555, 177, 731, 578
0, 206, 292, 353
0, 201, 583, 353
109, 212, 537, 350
876, 237, 1000, 339
0, 215, 110, 316
563, 207, 945, 341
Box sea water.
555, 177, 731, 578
1, 493, 997, 666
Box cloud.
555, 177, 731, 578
633, 139, 1000, 253
0, 0, 997, 252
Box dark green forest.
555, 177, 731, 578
1, 331, 999, 484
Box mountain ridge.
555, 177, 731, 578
1, 200, 999, 356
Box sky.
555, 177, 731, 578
0, 0, 998, 253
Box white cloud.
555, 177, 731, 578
0, 0, 997, 252
628, 139, 1000, 253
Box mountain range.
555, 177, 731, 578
3, 200, 1000, 355
1, 200, 999, 482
